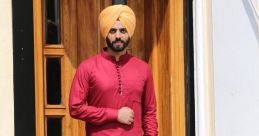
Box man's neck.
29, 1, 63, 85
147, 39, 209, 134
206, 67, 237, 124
107, 48, 127, 61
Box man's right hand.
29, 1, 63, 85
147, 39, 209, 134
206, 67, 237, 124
117, 107, 134, 125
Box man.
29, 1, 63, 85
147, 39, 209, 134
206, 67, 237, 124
69, 4, 158, 136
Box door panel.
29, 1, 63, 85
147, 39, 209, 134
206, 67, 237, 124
34, 0, 185, 135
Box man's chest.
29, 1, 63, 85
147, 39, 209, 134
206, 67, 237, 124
86, 63, 146, 107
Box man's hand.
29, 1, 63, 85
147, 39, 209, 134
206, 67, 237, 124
117, 107, 134, 125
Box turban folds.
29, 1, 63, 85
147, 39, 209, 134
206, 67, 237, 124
99, 5, 136, 38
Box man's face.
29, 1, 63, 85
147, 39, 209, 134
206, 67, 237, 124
106, 21, 130, 52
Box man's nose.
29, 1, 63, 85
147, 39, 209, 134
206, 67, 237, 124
115, 31, 122, 38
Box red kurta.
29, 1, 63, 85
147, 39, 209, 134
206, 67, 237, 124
69, 49, 158, 136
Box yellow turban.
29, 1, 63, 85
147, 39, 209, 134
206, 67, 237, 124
99, 5, 136, 38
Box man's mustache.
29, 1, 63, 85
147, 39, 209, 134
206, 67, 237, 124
112, 38, 126, 44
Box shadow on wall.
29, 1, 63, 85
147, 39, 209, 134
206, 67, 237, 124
243, 0, 259, 43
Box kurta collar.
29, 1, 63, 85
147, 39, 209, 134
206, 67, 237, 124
101, 47, 132, 64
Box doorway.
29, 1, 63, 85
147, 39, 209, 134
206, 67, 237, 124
33, 0, 186, 135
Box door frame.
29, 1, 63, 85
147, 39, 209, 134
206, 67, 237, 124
193, 0, 215, 135
33, 0, 186, 135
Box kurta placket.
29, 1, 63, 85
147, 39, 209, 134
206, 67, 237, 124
115, 61, 123, 95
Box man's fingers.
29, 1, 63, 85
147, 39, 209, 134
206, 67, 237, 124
129, 109, 134, 115
126, 118, 133, 125
118, 107, 135, 125
128, 117, 134, 123
129, 113, 134, 119
126, 121, 131, 125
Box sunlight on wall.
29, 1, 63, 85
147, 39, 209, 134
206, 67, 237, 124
0, 0, 14, 136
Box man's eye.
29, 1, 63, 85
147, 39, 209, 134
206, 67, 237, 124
109, 29, 117, 33
120, 29, 127, 33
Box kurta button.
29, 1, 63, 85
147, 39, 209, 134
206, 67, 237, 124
115, 63, 122, 95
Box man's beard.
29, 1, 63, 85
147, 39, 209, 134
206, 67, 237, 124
106, 37, 130, 52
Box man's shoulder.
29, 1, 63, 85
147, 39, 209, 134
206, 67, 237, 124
80, 55, 98, 63
77, 54, 100, 69
130, 56, 150, 68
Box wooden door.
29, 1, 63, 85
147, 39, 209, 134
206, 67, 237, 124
34, 0, 185, 136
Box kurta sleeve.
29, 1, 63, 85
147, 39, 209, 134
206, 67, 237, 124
69, 63, 118, 125
142, 66, 158, 136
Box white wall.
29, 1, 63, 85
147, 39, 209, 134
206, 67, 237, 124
212, 0, 259, 135
0, 0, 14, 136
